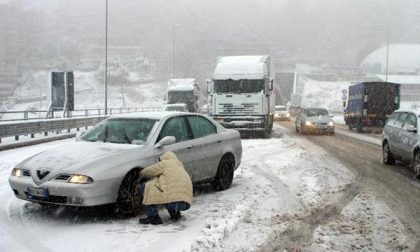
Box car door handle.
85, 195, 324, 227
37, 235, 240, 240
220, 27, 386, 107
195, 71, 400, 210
217, 140, 222, 143
187, 145, 193, 149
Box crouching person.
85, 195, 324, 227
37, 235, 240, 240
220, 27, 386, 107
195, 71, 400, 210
138, 151, 193, 225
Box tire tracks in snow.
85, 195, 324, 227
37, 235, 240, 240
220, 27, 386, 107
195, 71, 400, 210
256, 128, 367, 252
273, 121, 420, 251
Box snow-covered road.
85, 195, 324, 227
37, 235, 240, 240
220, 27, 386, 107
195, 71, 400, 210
0, 125, 415, 252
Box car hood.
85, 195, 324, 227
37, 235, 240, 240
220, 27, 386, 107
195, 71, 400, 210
305, 115, 332, 123
20, 141, 145, 185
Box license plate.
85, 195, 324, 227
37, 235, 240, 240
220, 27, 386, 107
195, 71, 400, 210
28, 187, 49, 198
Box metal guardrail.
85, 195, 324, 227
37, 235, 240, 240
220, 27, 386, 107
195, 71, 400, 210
0, 107, 163, 122
0, 107, 163, 143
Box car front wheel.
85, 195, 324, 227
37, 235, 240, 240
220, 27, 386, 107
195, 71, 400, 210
383, 142, 395, 165
115, 170, 142, 216
413, 150, 420, 179
212, 155, 234, 191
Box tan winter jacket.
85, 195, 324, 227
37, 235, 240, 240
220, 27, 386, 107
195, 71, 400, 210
140, 151, 193, 206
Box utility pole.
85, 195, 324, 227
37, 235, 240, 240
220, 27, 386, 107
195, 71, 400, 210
385, 26, 390, 82
104, 0, 109, 115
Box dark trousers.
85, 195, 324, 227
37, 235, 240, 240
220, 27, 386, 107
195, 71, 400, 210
138, 183, 190, 217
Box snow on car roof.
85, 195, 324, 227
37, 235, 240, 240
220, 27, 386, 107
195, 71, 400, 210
213, 55, 269, 80
109, 111, 186, 120
167, 79, 197, 91
394, 108, 420, 116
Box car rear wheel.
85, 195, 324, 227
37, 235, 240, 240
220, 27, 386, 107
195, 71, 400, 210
413, 150, 420, 179
115, 170, 142, 216
300, 123, 306, 135
383, 142, 395, 165
212, 155, 234, 191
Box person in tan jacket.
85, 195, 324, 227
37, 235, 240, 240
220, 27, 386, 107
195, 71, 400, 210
138, 151, 193, 225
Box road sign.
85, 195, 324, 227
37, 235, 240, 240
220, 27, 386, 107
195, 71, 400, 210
342, 89, 347, 95
342, 94, 347, 101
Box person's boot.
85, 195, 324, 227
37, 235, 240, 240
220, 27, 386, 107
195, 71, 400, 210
170, 211, 182, 221
139, 215, 162, 225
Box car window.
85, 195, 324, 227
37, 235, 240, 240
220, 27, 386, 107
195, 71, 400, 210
187, 115, 217, 138
404, 113, 417, 128
386, 112, 399, 126
158, 116, 190, 143
394, 112, 408, 127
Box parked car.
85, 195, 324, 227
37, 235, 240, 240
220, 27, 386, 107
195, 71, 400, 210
382, 109, 420, 178
274, 105, 291, 121
163, 103, 188, 112
8, 112, 242, 213
295, 107, 335, 135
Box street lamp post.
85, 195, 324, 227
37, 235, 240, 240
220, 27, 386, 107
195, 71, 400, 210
172, 25, 175, 77
104, 0, 109, 115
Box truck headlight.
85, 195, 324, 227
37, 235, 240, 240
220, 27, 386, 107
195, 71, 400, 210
11, 168, 23, 177
328, 121, 335, 127
68, 175, 94, 184
305, 121, 313, 126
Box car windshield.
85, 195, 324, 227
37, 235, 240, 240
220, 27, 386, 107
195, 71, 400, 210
304, 109, 329, 117
81, 118, 157, 144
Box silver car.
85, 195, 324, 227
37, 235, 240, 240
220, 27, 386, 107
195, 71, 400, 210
274, 105, 291, 121
9, 112, 242, 212
295, 107, 335, 135
382, 109, 420, 178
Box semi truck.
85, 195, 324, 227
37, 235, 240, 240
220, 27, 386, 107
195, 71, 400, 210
207, 55, 275, 137
165, 79, 200, 112
345, 81, 400, 132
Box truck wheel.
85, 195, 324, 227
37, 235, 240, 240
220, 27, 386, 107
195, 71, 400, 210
413, 150, 420, 179
383, 142, 395, 165
262, 129, 271, 138
356, 120, 363, 133
212, 155, 234, 191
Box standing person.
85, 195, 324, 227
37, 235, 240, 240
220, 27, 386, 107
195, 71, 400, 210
138, 151, 193, 225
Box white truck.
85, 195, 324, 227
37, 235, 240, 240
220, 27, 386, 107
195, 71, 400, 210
207, 55, 275, 137
165, 79, 200, 112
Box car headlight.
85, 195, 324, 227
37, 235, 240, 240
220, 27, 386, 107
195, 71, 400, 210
328, 121, 335, 127
305, 121, 312, 126
286, 113, 290, 117
68, 175, 94, 184
11, 168, 23, 177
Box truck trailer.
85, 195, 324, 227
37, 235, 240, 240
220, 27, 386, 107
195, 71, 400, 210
345, 81, 400, 132
207, 55, 275, 137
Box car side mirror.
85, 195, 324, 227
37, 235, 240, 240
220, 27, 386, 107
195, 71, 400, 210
406, 125, 417, 133
269, 78, 274, 91
155, 136, 176, 148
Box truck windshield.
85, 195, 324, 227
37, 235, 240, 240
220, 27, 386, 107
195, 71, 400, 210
214, 79, 264, 94
168, 91, 194, 103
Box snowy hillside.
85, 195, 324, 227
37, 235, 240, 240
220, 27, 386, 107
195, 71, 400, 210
300, 77, 350, 113
9, 71, 166, 113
